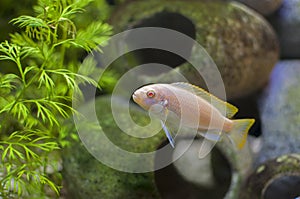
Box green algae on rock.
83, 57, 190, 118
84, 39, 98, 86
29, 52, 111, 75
239, 154, 300, 199
63, 142, 160, 199
63, 96, 164, 199
108, 0, 279, 99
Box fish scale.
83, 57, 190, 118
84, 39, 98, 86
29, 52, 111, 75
161, 84, 230, 131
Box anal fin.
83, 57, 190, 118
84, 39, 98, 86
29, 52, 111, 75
198, 131, 221, 158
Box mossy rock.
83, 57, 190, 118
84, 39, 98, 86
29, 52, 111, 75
240, 154, 300, 199
63, 142, 160, 199
63, 96, 164, 199
107, 0, 279, 99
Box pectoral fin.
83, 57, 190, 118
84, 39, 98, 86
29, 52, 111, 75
160, 120, 175, 148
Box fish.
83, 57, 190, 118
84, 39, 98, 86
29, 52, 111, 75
132, 82, 255, 157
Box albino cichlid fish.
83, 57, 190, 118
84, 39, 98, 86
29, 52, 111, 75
132, 82, 255, 157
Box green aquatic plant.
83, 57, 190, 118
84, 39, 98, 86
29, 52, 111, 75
0, 0, 112, 198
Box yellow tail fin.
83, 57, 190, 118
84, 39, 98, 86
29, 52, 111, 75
228, 119, 255, 149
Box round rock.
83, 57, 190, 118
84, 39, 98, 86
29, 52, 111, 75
240, 154, 300, 199
108, 0, 279, 99
236, 0, 283, 16
62, 96, 164, 199
257, 61, 300, 164
267, 0, 300, 58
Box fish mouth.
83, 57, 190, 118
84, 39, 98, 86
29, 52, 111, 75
132, 92, 137, 102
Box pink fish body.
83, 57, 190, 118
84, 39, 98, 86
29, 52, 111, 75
132, 82, 255, 154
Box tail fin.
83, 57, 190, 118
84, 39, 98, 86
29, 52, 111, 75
228, 119, 255, 149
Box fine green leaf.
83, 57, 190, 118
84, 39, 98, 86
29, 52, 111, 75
71, 21, 112, 52
11, 16, 48, 28
0, 0, 112, 197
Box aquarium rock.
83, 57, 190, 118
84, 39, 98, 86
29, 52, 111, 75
108, 0, 279, 99
257, 61, 300, 165
240, 154, 300, 199
236, 0, 283, 16
267, 0, 300, 58
63, 96, 163, 199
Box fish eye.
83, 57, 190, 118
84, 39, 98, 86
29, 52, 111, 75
146, 90, 155, 98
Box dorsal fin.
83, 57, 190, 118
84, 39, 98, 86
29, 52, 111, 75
171, 82, 238, 118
